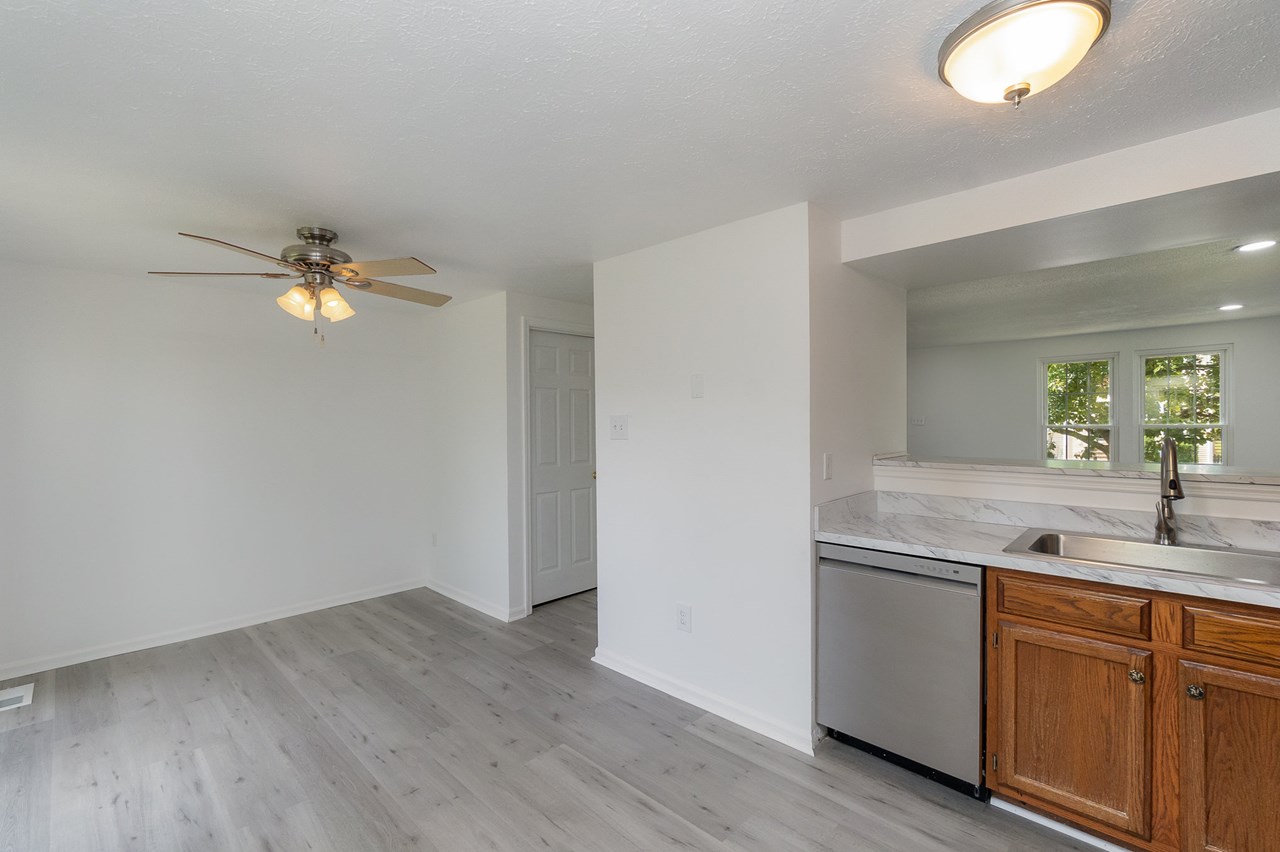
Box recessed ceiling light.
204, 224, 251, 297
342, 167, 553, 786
1236, 240, 1276, 253
1219, 304, 1244, 311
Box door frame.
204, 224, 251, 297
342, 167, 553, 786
516, 317, 595, 618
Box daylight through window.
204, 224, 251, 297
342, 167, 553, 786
1044, 358, 1113, 462
1142, 351, 1225, 464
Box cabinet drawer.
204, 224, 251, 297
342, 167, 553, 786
1183, 606, 1280, 668
996, 574, 1151, 640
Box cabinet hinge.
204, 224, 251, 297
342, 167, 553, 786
992, 631, 999, 648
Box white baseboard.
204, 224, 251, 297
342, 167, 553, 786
421, 576, 519, 622
592, 647, 815, 756
0, 577, 427, 682
991, 798, 1130, 852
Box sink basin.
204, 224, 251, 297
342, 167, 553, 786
1003, 528, 1280, 587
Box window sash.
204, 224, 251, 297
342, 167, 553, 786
1138, 347, 1228, 465
1042, 355, 1116, 462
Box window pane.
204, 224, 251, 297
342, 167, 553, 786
1047, 428, 1111, 462
1143, 427, 1223, 465
1046, 359, 1111, 426
1143, 352, 1221, 426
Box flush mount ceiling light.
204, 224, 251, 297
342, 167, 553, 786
1235, 240, 1277, 253
939, 0, 1111, 106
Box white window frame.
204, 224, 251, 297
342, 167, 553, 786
1135, 344, 1232, 466
1039, 353, 1118, 464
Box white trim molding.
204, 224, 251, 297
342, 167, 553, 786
515, 314, 595, 618
592, 647, 816, 756
421, 575, 523, 623
991, 798, 1130, 852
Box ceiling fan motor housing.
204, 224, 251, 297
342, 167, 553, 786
280, 226, 352, 270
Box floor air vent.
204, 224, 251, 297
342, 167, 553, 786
0, 683, 34, 711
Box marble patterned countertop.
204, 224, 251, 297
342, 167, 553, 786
815, 492, 1280, 610
873, 453, 1280, 487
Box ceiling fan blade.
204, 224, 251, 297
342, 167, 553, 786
330, 257, 436, 278
178, 232, 299, 271
344, 278, 451, 307
148, 271, 299, 279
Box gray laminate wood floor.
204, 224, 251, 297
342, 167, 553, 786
0, 587, 1092, 851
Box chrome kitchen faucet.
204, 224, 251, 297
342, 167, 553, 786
1155, 436, 1185, 546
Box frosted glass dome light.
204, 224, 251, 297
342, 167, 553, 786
276, 285, 315, 320
939, 0, 1111, 106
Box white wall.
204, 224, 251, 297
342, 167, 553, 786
593, 203, 817, 751
504, 291, 594, 617
1, 262, 433, 679
421, 292, 512, 619
810, 205, 906, 505
907, 316, 1280, 468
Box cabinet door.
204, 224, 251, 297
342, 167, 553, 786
995, 622, 1152, 838
1180, 661, 1280, 851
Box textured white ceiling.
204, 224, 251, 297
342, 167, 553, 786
3, 0, 1280, 307
891, 171, 1280, 345
909, 240, 1280, 347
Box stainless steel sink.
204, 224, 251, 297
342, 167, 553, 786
1003, 528, 1280, 587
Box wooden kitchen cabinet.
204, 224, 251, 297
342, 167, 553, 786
986, 568, 1280, 852
1179, 661, 1280, 851
992, 622, 1152, 838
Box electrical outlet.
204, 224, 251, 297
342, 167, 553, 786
609, 415, 629, 440
822, 452, 832, 480
910, 416, 926, 426
676, 603, 693, 633
431, 531, 438, 547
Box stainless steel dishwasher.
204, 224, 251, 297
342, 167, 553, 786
816, 542, 987, 799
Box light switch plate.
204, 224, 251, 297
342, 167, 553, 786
690, 373, 705, 398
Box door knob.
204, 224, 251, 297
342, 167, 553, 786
1186, 684, 1206, 701
592, 471, 597, 480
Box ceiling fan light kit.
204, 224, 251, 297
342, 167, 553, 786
150, 226, 451, 329
275, 285, 315, 320
318, 286, 355, 322
938, 0, 1111, 106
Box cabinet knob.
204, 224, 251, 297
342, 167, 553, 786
1127, 670, 1146, 684
1186, 684, 1206, 701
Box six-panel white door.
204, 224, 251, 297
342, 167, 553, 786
529, 330, 596, 605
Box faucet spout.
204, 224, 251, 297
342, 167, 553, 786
1160, 436, 1185, 500
1155, 436, 1184, 545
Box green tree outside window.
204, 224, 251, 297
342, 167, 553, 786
1142, 352, 1224, 464
1045, 358, 1112, 462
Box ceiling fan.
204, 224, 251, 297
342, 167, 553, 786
150, 226, 451, 323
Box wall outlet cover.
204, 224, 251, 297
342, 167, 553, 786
676, 602, 692, 633
0, 683, 34, 712
609, 415, 630, 440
